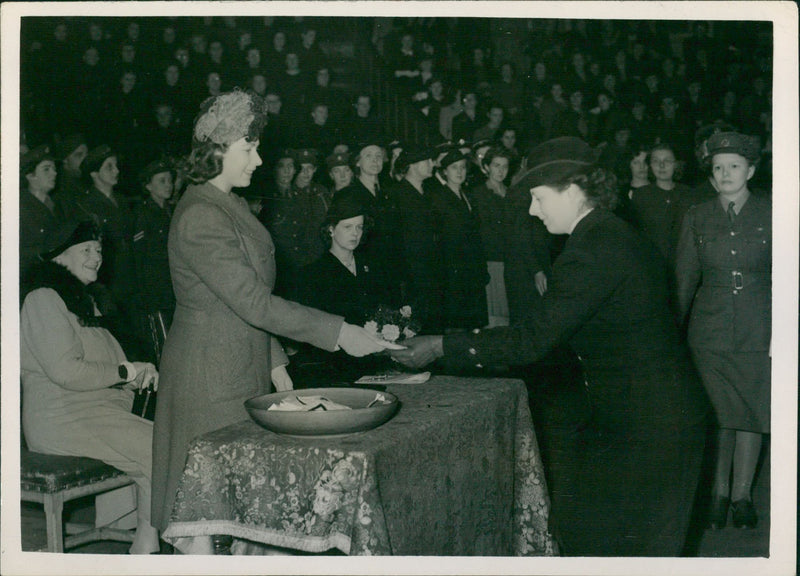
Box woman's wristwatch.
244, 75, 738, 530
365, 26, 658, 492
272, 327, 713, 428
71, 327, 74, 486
118, 361, 138, 383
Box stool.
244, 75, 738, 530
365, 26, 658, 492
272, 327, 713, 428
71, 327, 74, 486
21, 449, 136, 552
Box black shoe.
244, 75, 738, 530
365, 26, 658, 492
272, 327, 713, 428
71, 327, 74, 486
731, 499, 757, 529
708, 496, 730, 529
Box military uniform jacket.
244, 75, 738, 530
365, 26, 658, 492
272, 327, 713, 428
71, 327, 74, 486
131, 197, 175, 314
264, 183, 329, 272
20, 190, 65, 277
151, 182, 343, 531
676, 194, 772, 352
444, 208, 708, 434
428, 178, 489, 330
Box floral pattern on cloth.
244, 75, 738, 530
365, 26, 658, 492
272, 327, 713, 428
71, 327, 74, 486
163, 377, 556, 556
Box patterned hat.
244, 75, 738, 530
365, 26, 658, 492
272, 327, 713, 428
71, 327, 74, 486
193, 89, 267, 146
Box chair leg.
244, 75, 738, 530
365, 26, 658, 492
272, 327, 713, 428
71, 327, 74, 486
43, 493, 65, 553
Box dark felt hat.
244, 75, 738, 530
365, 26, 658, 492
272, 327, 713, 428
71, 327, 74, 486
325, 152, 351, 170
704, 131, 760, 164
511, 137, 600, 192
20, 145, 55, 176
291, 148, 319, 167
80, 144, 116, 176
139, 158, 173, 186
39, 219, 102, 261
55, 133, 87, 161
438, 149, 467, 170
325, 188, 366, 225
395, 146, 434, 173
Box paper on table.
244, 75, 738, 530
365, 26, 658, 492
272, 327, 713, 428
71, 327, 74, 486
355, 371, 431, 385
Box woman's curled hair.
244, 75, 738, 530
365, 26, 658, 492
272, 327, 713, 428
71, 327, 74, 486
553, 165, 619, 211
182, 139, 229, 184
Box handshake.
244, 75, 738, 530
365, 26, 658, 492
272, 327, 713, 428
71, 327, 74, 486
337, 324, 445, 370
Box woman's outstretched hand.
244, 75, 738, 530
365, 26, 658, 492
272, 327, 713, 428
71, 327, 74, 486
389, 336, 444, 369
337, 322, 392, 357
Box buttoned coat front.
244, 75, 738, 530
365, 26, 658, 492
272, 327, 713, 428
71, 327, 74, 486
151, 182, 343, 531
443, 208, 709, 555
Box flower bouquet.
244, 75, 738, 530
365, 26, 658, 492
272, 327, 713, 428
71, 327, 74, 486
364, 304, 421, 344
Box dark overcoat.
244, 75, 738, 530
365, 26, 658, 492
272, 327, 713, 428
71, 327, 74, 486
428, 179, 489, 330
151, 182, 343, 531
393, 178, 443, 332
443, 208, 709, 556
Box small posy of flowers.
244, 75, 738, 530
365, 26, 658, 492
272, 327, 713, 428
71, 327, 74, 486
364, 304, 421, 343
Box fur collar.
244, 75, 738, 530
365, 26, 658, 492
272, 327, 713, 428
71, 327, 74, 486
21, 261, 115, 327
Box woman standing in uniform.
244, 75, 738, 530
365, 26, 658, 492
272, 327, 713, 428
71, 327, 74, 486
131, 159, 176, 341
391, 137, 709, 556
676, 132, 770, 529
151, 90, 389, 548
428, 149, 489, 331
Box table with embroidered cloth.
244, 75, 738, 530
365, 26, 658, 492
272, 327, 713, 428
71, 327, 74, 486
162, 376, 557, 556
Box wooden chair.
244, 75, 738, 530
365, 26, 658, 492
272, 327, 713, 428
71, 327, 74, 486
21, 446, 136, 552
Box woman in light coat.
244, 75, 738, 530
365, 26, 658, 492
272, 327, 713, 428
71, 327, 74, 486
151, 90, 388, 545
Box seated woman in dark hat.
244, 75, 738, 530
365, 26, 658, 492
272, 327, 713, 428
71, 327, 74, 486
391, 137, 710, 557
20, 220, 160, 554
290, 189, 398, 386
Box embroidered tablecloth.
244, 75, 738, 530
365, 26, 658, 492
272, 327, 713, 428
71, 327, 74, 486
163, 376, 556, 556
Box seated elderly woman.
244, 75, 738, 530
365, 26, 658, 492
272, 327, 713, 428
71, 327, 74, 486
290, 189, 398, 386
20, 220, 160, 554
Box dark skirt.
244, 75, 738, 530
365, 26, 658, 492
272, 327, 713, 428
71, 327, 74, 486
691, 348, 771, 433
551, 423, 707, 557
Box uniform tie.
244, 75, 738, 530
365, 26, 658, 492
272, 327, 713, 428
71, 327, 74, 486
727, 201, 736, 225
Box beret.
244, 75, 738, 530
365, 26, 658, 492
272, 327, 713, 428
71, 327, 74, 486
80, 144, 115, 176
139, 158, 173, 186
21, 144, 54, 176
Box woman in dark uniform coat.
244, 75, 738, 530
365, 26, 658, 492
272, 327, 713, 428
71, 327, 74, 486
676, 132, 770, 530
391, 137, 710, 557
131, 159, 177, 339
291, 190, 398, 385
151, 91, 389, 548
428, 149, 489, 331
